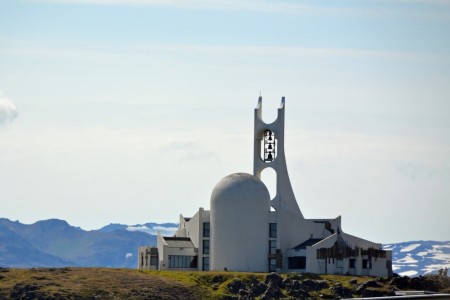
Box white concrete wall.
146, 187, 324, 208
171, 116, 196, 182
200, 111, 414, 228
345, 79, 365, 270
211, 173, 270, 272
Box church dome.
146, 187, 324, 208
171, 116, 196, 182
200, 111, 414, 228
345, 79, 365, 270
210, 173, 270, 272
210, 173, 270, 206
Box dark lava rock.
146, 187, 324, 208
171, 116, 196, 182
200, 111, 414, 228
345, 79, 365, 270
361, 288, 385, 298
249, 282, 267, 298
286, 272, 302, 280
260, 282, 283, 300
211, 274, 225, 284
330, 283, 353, 299
238, 288, 249, 299
0, 267, 9, 273
227, 278, 247, 294
281, 277, 292, 289
10, 283, 51, 300
287, 288, 309, 298
410, 275, 447, 292
302, 278, 329, 291
348, 278, 358, 285
390, 276, 411, 290
364, 279, 382, 288
265, 272, 283, 287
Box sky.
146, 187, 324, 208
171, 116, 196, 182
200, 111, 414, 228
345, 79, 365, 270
0, 0, 449, 243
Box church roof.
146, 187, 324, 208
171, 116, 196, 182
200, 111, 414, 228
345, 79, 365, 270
293, 238, 323, 250
163, 237, 195, 248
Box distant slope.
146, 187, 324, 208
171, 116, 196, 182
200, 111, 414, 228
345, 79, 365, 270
383, 241, 450, 277
2, 217, 449, 275
0, 218, 162, 268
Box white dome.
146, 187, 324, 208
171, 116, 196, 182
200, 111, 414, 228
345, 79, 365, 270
210, 173, 270, 272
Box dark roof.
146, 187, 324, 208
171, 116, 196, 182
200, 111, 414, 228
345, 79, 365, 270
184, 217, 191, 221
293, 238, 323, 250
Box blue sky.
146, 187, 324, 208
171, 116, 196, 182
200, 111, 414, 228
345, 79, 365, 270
0, 0, 449, 243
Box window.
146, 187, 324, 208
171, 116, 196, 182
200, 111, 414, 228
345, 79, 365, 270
168, 255, 198, 268
269, 240, 277, 255
203, 222, 210, 237
349, 259, 356, 269
269, 258, 277, 272
362, 259, 371, 269
202, 257, 209, 271
150, 256, 158, 266
288, 257, 306, 269
203, 240, 210, 255
269, 223, 277, 238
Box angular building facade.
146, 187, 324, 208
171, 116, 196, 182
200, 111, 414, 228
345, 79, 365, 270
138, 97, 392, 276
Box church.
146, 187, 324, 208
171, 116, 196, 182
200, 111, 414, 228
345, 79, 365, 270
138, 97, 392, 276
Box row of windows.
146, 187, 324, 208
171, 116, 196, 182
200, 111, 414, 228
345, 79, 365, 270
168, 255, 198, 269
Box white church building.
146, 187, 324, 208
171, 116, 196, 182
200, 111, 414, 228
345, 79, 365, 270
138, 97, 392, 276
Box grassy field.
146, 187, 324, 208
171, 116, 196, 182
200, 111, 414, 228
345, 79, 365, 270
1, 267, 449, 299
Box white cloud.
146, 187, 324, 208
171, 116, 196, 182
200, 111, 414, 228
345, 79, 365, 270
400, 243, 421, 252
0, 91, 18, 125
32, 0, 450, 20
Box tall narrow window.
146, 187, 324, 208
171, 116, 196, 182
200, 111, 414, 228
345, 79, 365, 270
203, 240, 210, 254
269, 223, 277, 238
202, 257, 210, 271
269, 258, 277, 272
203, 222, 210, 237
269, 240, 277, 255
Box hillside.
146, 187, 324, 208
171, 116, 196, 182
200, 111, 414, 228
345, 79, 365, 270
1, 218, 449, 277
0, 268, 449, 299
0, 218, 157, 268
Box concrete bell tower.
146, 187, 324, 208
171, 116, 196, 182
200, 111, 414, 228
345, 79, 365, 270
253, 96, 304, 219
254, 97, 327, 271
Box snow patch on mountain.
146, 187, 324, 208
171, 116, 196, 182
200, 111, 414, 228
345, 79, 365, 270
384, 241, 450, 276
126, 225, 178, 236
400, 243, 421, 252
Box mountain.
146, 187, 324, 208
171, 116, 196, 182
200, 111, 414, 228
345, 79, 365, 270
0, 218, 167, 268
1, 218, 448, 276
383, 241, 450, 277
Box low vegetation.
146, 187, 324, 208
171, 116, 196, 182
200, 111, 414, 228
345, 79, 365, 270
0, 267, 449, 299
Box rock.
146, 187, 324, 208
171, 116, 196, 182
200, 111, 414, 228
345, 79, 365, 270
260, 282, 283, 300
287, 288, 308, 298
286, 272, 302, 280
265, 272, 283, 287
0, 267, 9, 273
248, 282, 267, 298
302, 279, 329, 291
361, 288, 384, 298
364, 279, 382, 288
211, 274, 225, 284
410, 275, 443, 292
348, 278, 358, 285
227, 278, 247, 294
390, 276, 411, 290
354, 283, 367, 295
10, 283, 48, 299
281, 277, 292, 289
330, 283, 353, 299
238, 288, 249, 299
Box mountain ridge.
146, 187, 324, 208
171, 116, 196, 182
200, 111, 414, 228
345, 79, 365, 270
1, 218, 448, 276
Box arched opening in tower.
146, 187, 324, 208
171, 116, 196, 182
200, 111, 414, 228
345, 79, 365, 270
261, 129, 277, 162
260, 167, 277, 201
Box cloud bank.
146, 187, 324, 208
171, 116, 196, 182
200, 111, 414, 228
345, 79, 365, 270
0, 91, 18, 125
